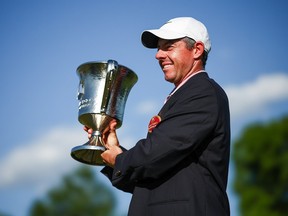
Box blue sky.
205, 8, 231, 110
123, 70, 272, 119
0, 1, 288, 215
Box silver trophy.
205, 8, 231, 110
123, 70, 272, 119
71, 60, 138, 165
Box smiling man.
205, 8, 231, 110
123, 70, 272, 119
88, 17, 231, 216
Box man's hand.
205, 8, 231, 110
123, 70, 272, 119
83, 126, 93, 139
83, 120, 123, 167
101, 119, 123, 167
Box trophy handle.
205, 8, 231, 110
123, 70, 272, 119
101, 60, 118, 113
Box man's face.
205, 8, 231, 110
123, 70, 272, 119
156, 38, 195, 86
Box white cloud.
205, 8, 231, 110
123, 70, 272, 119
0, 125, 133, 216
225, 73, 288, 119
0, 126, 83, 190
0, 125, 137, 192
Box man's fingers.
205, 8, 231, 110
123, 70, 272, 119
83, 126, 93, 134
110, 120, 117, 130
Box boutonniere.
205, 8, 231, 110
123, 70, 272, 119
148, 115, 161, 133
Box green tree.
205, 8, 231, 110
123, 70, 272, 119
233, 115, 288, 216
29, 166, 116, 216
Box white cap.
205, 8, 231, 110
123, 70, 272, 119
141, 17, 211, 53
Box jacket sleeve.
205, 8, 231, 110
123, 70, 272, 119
108, 78, 220, 191
100, 146, 136, 193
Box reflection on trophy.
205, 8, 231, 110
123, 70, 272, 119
71, 60, 138, 166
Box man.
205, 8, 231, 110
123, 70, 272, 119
87, 17, 230, 216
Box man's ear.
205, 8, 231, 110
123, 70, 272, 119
193, 42, 205, 59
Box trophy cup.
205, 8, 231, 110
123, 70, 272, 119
71, 60, 138, 166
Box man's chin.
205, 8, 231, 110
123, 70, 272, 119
164, 76, 174, 84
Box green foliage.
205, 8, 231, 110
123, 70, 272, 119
29, 166, 116, 216
233, 116, 288, 216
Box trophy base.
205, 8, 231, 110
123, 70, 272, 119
71, 145, 106, 166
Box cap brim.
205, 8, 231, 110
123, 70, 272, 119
141, 29, 185, 48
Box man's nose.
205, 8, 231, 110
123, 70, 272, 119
155, 49, 165, 60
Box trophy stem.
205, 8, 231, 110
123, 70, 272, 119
89, 131, 106, 152
71, 130, 106, 166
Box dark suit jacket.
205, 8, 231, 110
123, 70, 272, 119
101, 72, 230, 216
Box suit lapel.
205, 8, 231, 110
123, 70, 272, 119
158, 72, 209, 119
